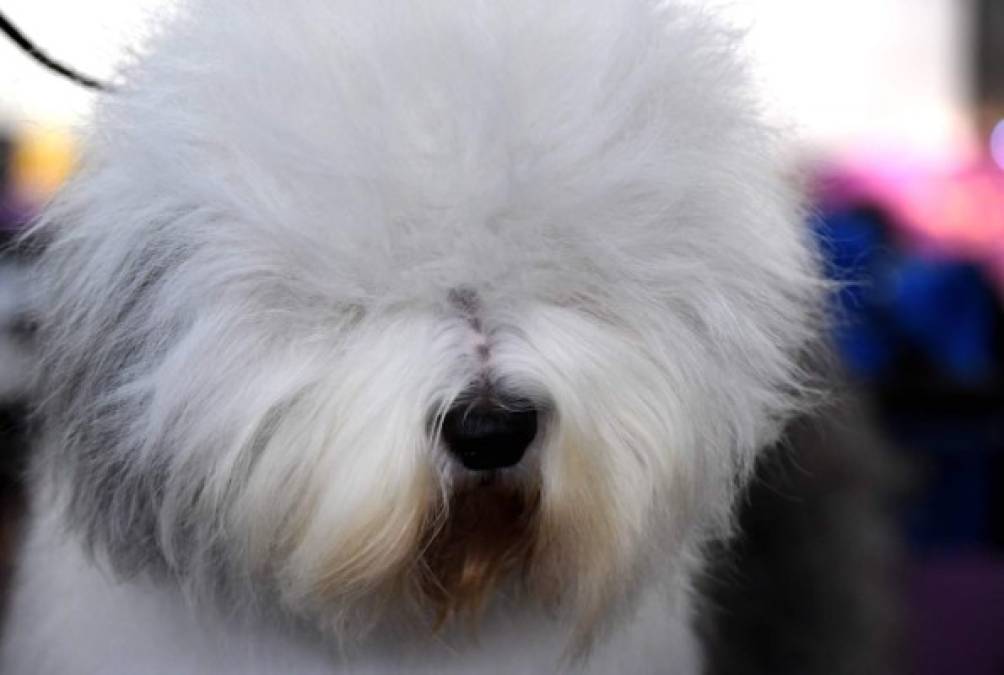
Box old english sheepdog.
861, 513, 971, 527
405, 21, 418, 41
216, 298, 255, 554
1, 0, 824, 672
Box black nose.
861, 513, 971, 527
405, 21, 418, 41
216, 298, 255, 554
441, 400, 538, 471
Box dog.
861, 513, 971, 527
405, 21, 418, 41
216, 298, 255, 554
0, 1, 824, 672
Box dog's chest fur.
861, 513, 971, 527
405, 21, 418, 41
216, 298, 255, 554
5, 503, 699, 674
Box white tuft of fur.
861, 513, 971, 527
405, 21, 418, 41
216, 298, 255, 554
2, 1, 822, 672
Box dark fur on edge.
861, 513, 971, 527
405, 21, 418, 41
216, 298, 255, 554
700, 392, 906, 675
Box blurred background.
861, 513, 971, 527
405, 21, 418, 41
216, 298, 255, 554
0, 1, 1001, 673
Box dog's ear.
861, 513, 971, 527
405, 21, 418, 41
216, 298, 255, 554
23, 180, 178, 578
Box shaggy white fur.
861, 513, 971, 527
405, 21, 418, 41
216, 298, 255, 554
1, 1, 821, 672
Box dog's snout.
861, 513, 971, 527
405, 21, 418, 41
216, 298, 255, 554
441, 400, 538, 471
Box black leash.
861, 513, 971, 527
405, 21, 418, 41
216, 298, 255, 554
0, 10, 112, 91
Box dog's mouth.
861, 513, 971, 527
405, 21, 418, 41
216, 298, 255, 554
418, 479, 542, 624
416, 387, 545, 623
288, 395, 623, 642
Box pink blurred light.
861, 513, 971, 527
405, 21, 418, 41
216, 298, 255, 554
815, 156, 1004, 291
991, 119, 1004, 171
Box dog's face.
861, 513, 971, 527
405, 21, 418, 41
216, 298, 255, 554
35, 0, 819, 639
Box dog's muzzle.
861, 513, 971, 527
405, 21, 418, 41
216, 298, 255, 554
442, 398, 539, 471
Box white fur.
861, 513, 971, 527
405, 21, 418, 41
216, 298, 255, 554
1, 1, 821, 672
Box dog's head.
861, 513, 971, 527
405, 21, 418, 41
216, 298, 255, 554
34, 0, 820, 640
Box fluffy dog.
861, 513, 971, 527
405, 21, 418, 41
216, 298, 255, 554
1, 1, 822, 672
